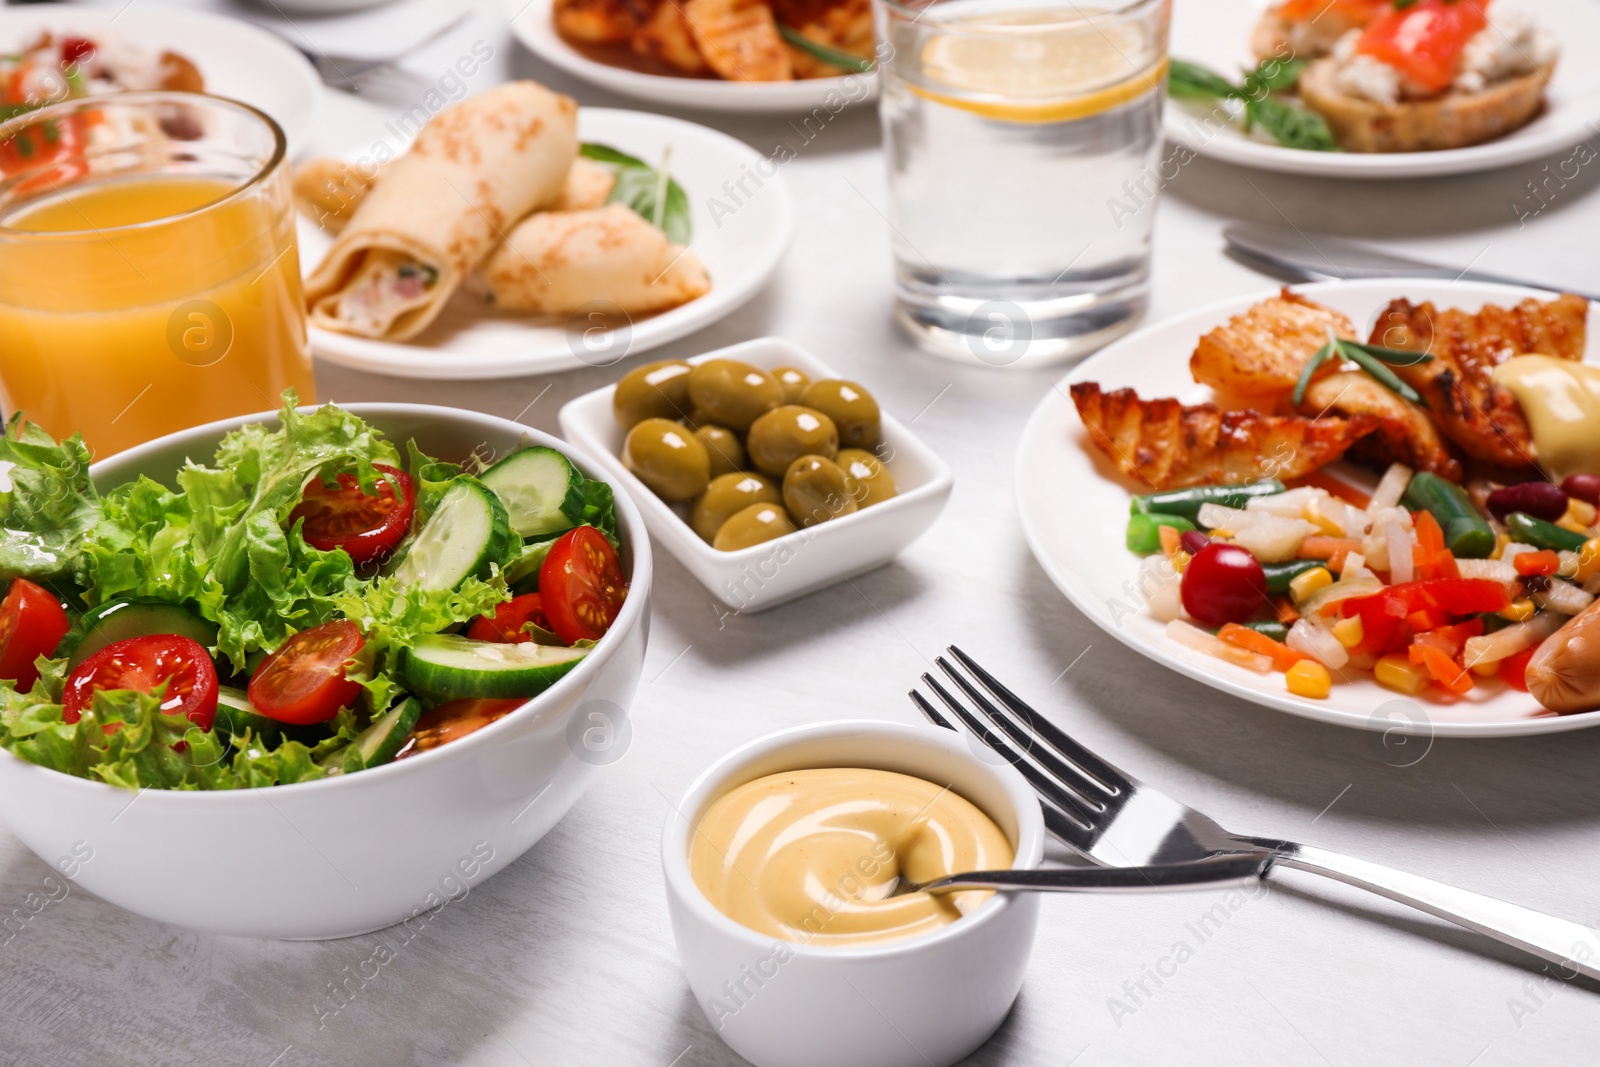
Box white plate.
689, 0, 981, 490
302, 108, 794, 380
1016, 279, 1600, 738
1166, 0, 1600, 179
506, 0, 877, 114
0, 7, 319, 153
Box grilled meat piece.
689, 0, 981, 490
1190, 289, 1359, 399
1071, 382, 1381, 489
683, 0, 793, 81
1297, 371, 1463, 481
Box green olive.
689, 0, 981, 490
713, 502, 797, 551
693, 424, 746, 479
772, 366, 811, 404
612, 360, 693, 428
782, 454, 858, 527
687, 359, 784, 432
746, 405, 839, 477
837, 448, 896, 507
799, 379, 880, 449
692, 472, 781, 542
623, 417, 710, 501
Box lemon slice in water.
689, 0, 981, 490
911, 6, 1166, 124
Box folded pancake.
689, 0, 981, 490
480, 203, 710, 316
304, 81, 579, 340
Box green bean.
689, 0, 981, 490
1401, 472, 1495, 559
1125, 512, 1195, 555
1240, 619, 1289, 642
1504, 512, 1588, 553
1131, 480, 1286, 522
1260, 558, 1326, 595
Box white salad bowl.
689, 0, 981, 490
662, 720, 1045, 1067
560, 337, 954, 613
0, 404, 651, 940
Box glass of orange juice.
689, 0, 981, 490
0, 91, 313, 457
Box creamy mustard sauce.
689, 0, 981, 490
689, 768, 1013, 947
1494, 356, 1600, 482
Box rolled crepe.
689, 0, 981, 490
480, 203, 711, 316
549, 158, 617, 212
304, 81, 578, 341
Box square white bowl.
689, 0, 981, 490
560, 337, 954, 613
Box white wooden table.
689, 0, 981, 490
7, 1, 1600, 1062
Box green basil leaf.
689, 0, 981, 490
1244, 96, 1339, 152
1168, 59, 1240, 101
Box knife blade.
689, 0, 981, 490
1223, 222, 1600, 302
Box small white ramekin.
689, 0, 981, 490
661, 721, 1044, 1067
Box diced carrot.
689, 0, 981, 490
1413, 509, 1445, 557
1288, 471, 1373, 510
1299, 536, 1362, 561
1405, 608, 1449, 634
1217, 623, 1310, 673
1513, 549, 1561, 577
1416, 644, 1473, 695
1158, 523, 1183, 557
1499, 646, 1536, 692
1272, 597, 1300, 624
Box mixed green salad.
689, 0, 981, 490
0, 392, 629, 791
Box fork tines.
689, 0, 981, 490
910, 646, 1135, 852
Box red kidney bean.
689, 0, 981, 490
1561, 474, 1600, 507
1180, 530, 1211, 556
1486, 481, 1569, 522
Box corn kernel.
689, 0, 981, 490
1171, 549, 1191, 574
1559, 516, 1589, 535
1491, 532, 1509, 561
1567, 498, 1598, 528
1500, 598, 1537, 623
1286, 660, 1332, 699
1332, 615, 1364, 648
1289, 566, 1334, 603
1210, 529, 1234, 539
1375, 653, 1430, 694
1302, 503, 1344, 538
1578, 539, 1600, 584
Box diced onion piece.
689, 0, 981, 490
1140, 556, 1183, 622
1462, 613, 1560, 670
1287, 618, 1350, 670
1297, 575, 1385, 619
1454, 557, 1516, 588
1197, 502, 1251, 531
1247, 487, 1324, 518
1341, 503, 1371, 540
1535, 581, 1595, 616
1368, 463, 1414, 513
1558, 550, 1580, 580
1386, 521, 1415, 584
1232, 515, 1317, 563
1340, 551, 1372, 581
1166, 620, 1273, 673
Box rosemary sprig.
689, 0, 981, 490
1292, 332, 1433, 408
1341, 340, 1427, 406
1292, 339, 1336, 407
778, 26, 875, 74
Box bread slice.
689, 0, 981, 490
1300, 57, 1554, 153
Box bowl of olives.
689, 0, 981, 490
560, 337, 953, 612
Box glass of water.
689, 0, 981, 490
875, 0, 1170, 367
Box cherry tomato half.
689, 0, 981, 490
0, 578, 70, 693
538, 527, 628, 646
1181, 543, 1269, 628
467, 593, 551, 644
394, 698, 523, 760
62, 634, 219, 731
248, 620, 365, 725
287, 464, 415, 566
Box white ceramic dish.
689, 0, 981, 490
662, 720, 1044, 1067
0, 7, 320, 155
0, 404, 652, 939
1016, 278, 1600, 738
301, 108, 794, 380
506, 0, 878, 114
1166, 0, 1600, 179
560, 337, 954, 613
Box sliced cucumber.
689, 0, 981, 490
479, 447, 585, 538
392, 476, 511, 591
319, 697, 423, 774
63, 598, 220, 669
400, 633, 588, 700
214, 685, 288, 744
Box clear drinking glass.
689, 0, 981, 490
875, 0, 1171, 367
0, 92, 313, 457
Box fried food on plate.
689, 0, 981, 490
1070, 383, 1381, 490
1366, 294, 1589, 469
683, 0, 793, 82
1190, 289, 1358, 398
1296, 371, 1463, 481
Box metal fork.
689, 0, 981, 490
912, 646, 1600, 983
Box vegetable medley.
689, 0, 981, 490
1128, 463, 1600, 703
0, 393, 628, 790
